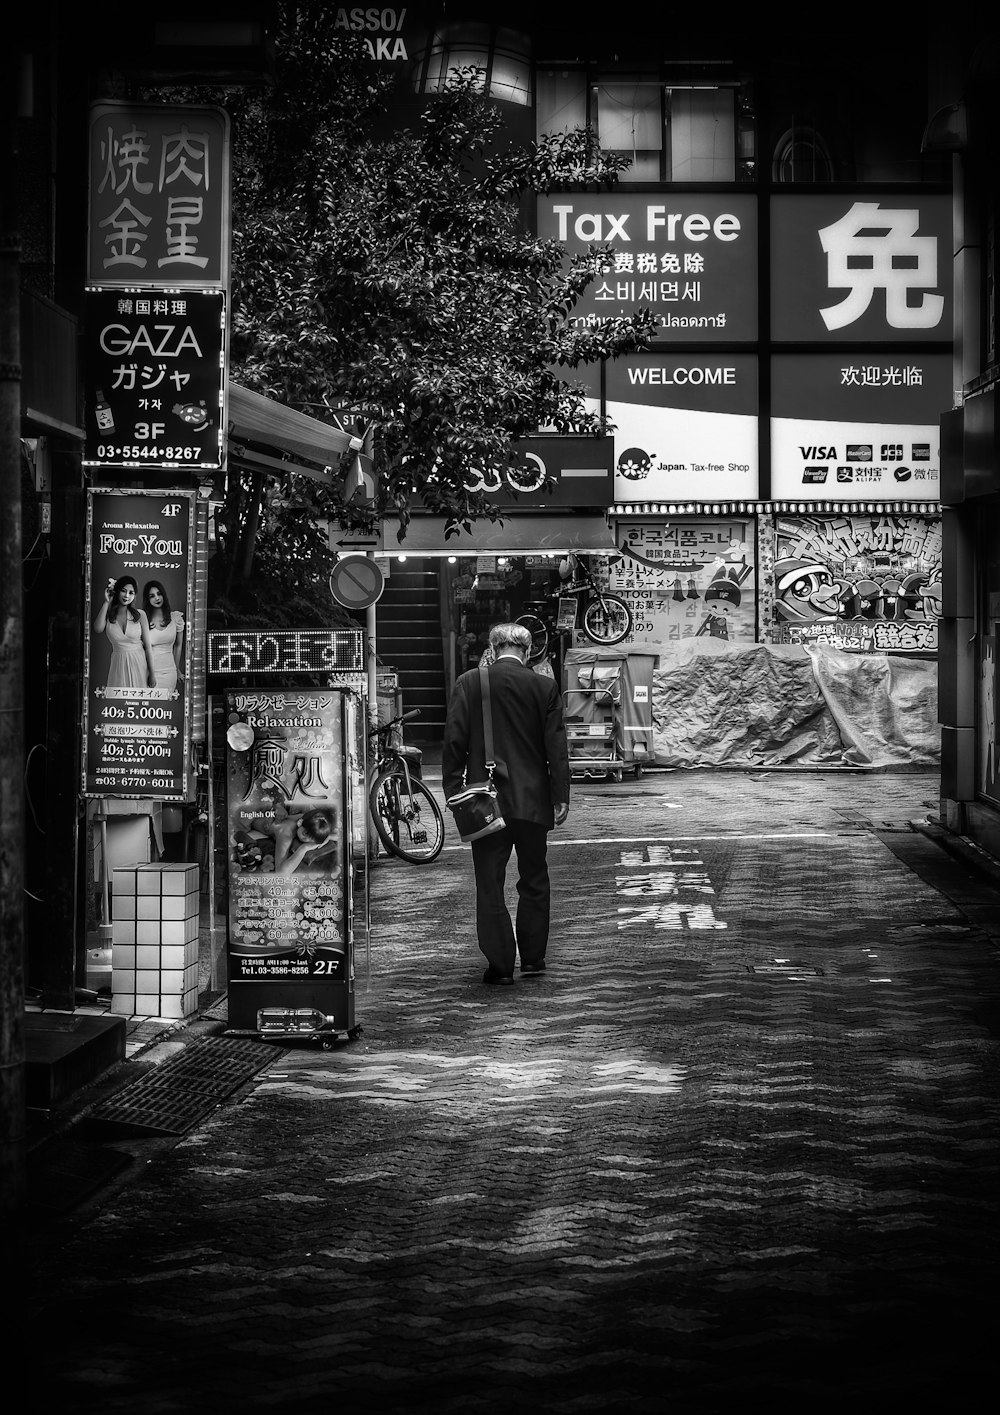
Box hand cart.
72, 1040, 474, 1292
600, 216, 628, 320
563, 659, 625, 782
563, 646, 658, 780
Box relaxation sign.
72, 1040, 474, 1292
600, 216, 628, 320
82, 489, 195, 800
225, 691, 351, 983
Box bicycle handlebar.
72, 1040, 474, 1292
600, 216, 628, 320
371, 708, 420, 736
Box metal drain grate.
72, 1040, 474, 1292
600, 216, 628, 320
84, 1035, 280, 1138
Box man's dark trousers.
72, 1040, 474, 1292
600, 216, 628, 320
471, 818, 550, 976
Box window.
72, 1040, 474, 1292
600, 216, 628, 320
667, 88, 735, 182
418, 24, 532, 107
537, 71, 739, 182
536, 69, 586, 134
772, 127, 835, 182
593, 83, 662, 181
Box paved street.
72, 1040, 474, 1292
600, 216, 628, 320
24, 768, 1000, 1414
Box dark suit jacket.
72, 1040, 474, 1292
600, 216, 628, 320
442, 656, 571, 829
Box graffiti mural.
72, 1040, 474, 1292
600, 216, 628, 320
771, 514, 941, 652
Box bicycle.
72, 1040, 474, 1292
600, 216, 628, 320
368, 708, 445, 864
516, 556, 633, 665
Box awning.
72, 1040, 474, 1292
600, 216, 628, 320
227, 383, 362, 480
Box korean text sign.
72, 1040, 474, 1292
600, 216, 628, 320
83, 288, 225, 471
537, 194, 758, 343
770, 195, 952, 342
83, 490, 195, 800
88, 103, 230, 288
225, 692, 349, 983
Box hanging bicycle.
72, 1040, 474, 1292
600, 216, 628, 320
516, 555, 633, 665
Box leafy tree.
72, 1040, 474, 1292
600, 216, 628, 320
213, 4, 656, 621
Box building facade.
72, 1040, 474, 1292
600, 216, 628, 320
14, 1, 999, 1017
364, 5, 951, 767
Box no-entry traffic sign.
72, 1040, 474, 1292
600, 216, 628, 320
329, 555, 385, 610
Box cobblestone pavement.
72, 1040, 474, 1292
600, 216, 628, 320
24, 770, 1000, 1415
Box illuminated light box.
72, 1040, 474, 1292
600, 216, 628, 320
207, 629, 364, 676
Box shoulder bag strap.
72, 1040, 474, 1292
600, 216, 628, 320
479, 664, 496, 781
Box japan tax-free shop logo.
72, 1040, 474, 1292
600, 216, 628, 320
771, 195, 950, 341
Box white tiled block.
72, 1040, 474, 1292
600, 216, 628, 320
111, 994, 135, 1015
136, 945, 161, 969
136, 969, 160, 992
112, 969, 136, 992
112, 920, 136, 944
112, 945, 136, 969
137, 895, 162, 920
159, 918, 200, 946
114, 894, 136, 920
112, 867, 139, 895
135, 994, 160, 1014
162, 895, 193, 920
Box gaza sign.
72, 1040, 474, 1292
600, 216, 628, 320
538, 194, 758, 343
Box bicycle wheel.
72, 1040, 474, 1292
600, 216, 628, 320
515, 612, 549, 663
369, 767, 445, 863
582, 594, 633, 646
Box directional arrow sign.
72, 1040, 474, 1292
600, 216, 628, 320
334, 536, 381, 550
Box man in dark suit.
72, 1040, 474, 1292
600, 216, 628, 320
442, 622, 570, 986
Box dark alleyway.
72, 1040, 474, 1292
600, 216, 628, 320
23, 769, 1000, 1414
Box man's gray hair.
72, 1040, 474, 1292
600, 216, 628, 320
489, 622, 532, 654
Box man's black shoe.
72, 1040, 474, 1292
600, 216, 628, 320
520, 961, 546, 975
483, 967, 514, 986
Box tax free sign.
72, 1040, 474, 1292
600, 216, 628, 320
771, 195, 952, 342
538, 195, 758, 343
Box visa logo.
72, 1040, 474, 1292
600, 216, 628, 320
799, 446, 837, 459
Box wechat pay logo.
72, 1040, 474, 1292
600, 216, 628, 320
818, 202, 945, 332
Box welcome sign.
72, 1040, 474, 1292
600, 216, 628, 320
605, 355, 759, 500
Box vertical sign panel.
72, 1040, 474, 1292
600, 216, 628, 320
88, 103, 230, 289
83, 489, 195, 799
83, 287, 226, 470
225, 691, 350, 985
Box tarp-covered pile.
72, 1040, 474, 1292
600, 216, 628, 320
650, 640, 939, 769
